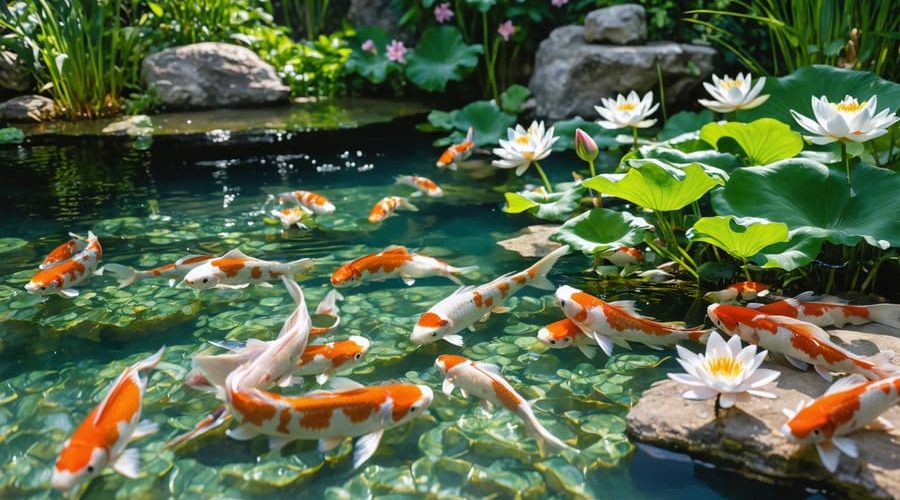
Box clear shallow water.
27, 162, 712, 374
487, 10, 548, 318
0, 131, 820, 499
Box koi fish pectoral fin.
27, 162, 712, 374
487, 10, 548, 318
644, 343, 664, 351
226, 424, 260, 441
58, 288, 80, 298
866, 417, 895, 432
831, 437, 858, 458
318, 437, 344, 453
112, 448, 141, 479
269, 436, 295, 451
315, 373, 331, 385
443, 334, 465, 347
257, 282, 274, 288
216, 283, 250, 290
577, 343, 598, 359
442, 379, 455, 395
813, 364, 833, 381
585, 331, 614, 357
528, 276, 555, 291
784, 355, 810, 371
131, 420, 159, 440
401, 276, 416, 286
815, 441, 842, 473
479, 400, 494, 414
491, 306, 511, 314
353, 428, 385, 469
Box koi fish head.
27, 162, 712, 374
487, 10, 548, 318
434, 354, 470, 374
341, 336, 371, 366
537, 318, 580, 348
330, 265, 362, 287
555, 285, 595, 323
52, 441, 108, 491
781, 401, 832, 445
706, 303, 746, 334
182, 265, 221, 290
410, 312, 453, 345
25, 275, 60, 295
387, 384, 434, 425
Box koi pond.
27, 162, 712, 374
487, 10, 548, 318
1, 126, 832, 499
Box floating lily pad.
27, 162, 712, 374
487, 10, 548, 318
551, 208, 653, 256
585, 160, 723, 212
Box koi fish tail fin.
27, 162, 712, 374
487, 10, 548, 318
446, 265, 479, 285
526, 245, 570, 291
286, 257, 316, 277
868, 351, 899, 379
67, 231, 87, 242
191, 354, 241, 390
280, 276, 312, 338
465, 127, 474, 142
687, 327, 713, 344
102, 263, 140, 288
134, 346, 165, 374
399, 198, 419, 212
521, 409, 574, 455
867, 304, 900, 330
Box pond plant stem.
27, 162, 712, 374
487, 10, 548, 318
841, 141, 852, 196
533, 161, 553, 194
587, 159, 601, 207
482, 12, 498, 100
631, 127, 639, 151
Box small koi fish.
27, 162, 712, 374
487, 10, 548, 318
181, 248, 314, 290
601, 246, 644, 267
750, 294, 900, 330
103, 254, 214, 288
270, 207, 310, 231
26, 231, 102, 298
556, 285, 709, 356
331, 245, 478, 288
435, 355, 574, 454
368, 196, 418, 223
395, 175, 443, 197
411, 245, 570, 346
704, 281, 770, 303
436, 127, 474, 170
537, 318, 599, 359
276, 190, 335, 215
41, 232, 87, 269
52, 347, 164, 493
224, 377, 433, 468
707, 304, 898, 381
782, 373, 900, 472
294, 336, 371, 385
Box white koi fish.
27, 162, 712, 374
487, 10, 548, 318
395, 175, 443, 197
435, 354, 574, 454
537, 318, 599, 359
411, 245, 570, 346
368, 196, 418, 223
40, 232, 87, 269
276, 190, 335, 215
331, 245, 478, 287
601, 246, 644, 267
181, 248, 314, 290
52, 347, 164, 492
26, 231, 102, 298
293, 336, 370, 384
270, 207, 310, 230
103, 254, 214, 288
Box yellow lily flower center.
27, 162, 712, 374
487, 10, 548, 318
834, 99, 866, 113
719, 78, 743, 90
522, 150, 534, 160
707, 356, 742, 379
515, 135, 530, 145
616, 102, 637, 112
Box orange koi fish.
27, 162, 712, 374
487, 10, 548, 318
435, 355, 574, 454
181, 248, 314, 290
707, 304, 897, 381
52, 347, 164, 492
224, 377, 433, 468
601, 246, 644, 267
704, 281, 770, 303
537, 318, 599, 358
270, 207, 310, 230
276, 190, 335, 215
411, 245, 570, 346
368, 196, 418, 223
782, 373, 900, 472
41, 232, 87, 269
331, 245, 478, 288
103, 254, 214, 288
26, 231, 102, 298
293, 336, 370, 384
751, 294, 900, 330
556, 285, 709, 356
436, 127, 474, 170
395, 175, 443, 197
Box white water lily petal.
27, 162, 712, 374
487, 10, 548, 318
746, 389, 777, 399
718, 392, 737, 408
698, 73, 770, 113
594, 90, 658, 128
667, 372, 707, 387
683, 387, 718, 400
791, 94, 898, 145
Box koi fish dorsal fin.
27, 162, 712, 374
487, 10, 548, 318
609, 300, 639, 315
451, 285, 476, 296
175, 254, 212, 266
825, 374, 869, 395
476, 362, 501, 375
326, 377, 365, 391
768, 315, 832, 341
221, 248, 250, 259
792, 291, 819, 302
381, 245, 410, 255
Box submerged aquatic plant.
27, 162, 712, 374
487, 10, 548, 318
595, 91, 659, 150
492, 121, 559, 192
698, 73, 769, 113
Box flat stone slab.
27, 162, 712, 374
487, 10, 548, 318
627, 323, 900, 499
496, 225, 561, 258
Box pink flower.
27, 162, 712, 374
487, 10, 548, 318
497, 20, 516, 42
361, 39, 377, 55
551, 0, 568, 6
434, 3, 454, 23
386, 40, 407, 64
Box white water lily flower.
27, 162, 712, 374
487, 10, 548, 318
492, 120, 559, 176
595, 90, 659, 129
698, 73, 769, 113
790, 95, 899, 145
668, 331, 780, 409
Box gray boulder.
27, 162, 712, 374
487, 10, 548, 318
0, 51, 32, 92
529, 26, 715, 120
0, 95, 57, 122
585, 4, 647, 45
142, 42, 290, 110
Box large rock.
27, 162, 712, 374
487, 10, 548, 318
585, 4, 647, 45
0, 95, 57, 123
142, 42, 290, 110
0, 51, 32, 92
496, 225, 561, 258
627, 323, 900, 499
529, 26, 715, 120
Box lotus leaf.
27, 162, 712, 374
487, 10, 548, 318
688, 216, 790, 259
405, 27, 482, 92
712, 159, 900, 249
700, 118, 804, 166
451, 100, 516, 146
751, 232, 825, 271
503, 184, 584, 222
550, 208, 653, 256
584, 161, 724, 211
550, 117, 618, 152
0, 127, 24, 145
658, 110, 713, 141
640, 147, 740, 180
345, 27, 397, 84
500, 84, 531, 114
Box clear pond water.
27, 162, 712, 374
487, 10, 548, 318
0, 127, 821, 499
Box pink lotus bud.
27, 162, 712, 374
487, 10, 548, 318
574, 128, 598, 162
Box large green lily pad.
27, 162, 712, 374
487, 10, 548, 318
550, 208, 653, 256
504, 184, 585, 222
405, 27, 482, 92
688, 216, 790, 259
584, 160, 724, 212
700, 118, 804, 166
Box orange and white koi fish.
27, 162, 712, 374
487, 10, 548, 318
26, 231, 102, 298
181, 248, 314, 290
436, 127, 474, 170
52, 347, 164, 492
103, 255, 214, 288
411, 245, 570, 346
276, 190, 335, 215
368, 196, 418, 223
601, 247, 644, 267
556, 285, 709, 356
751, 294, 900, 330
537, 318, 599, 359
224, 377, 433, 468
435, 355, 574, 454
41, 232, 87, 269
704, 281, 770, 303
331, 245, 478, 288
782, 373, 900, 472
311, 289, 343, 336
395, 175, 443, 197
270, 207, 310, 230
294, 336, 370, 384
707, 304, 897, 381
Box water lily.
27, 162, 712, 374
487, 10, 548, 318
698, 73, 769, 113
668, 331, 780, 411
361, 39, 377, 55
595, 90, 658, 150
433, 3, 454, 23
497, 21, 516, 42
552, 0, 569, 6
574, 128, 599, 201
386, 40, 407, 63
492, 121, 559, 192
